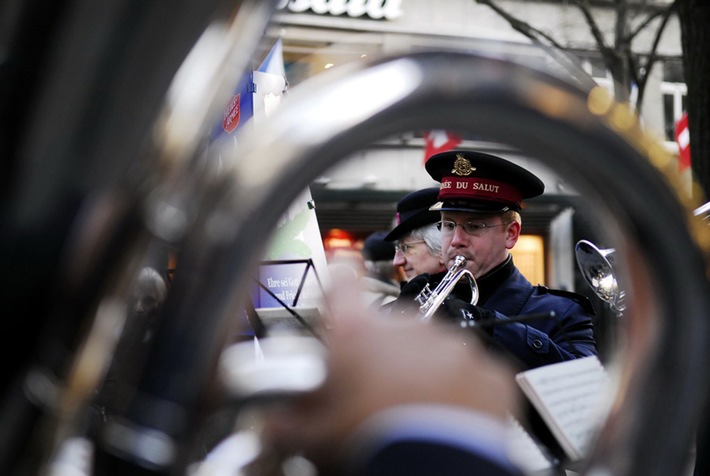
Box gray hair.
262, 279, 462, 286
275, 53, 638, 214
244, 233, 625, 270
407, 222, 442, 258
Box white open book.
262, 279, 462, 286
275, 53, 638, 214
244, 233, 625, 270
515, 356, 610, 462
507, 416, 555, 474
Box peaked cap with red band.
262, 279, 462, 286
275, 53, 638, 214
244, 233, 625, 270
425, 150, 544, 214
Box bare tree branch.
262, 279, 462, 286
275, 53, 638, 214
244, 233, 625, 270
614, 0, 630, 50
569, 0, 612, 55
641, 3, 675, 72
634, 2, 677, 109
474, 0, 678, 113
628, 6, 672, 41
474, 0, 566, 49
473, 0, 600, 91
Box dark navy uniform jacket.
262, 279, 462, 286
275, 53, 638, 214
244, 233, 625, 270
476, 256, 598, 371
378, 256, 597, 470
353, 440, 525, 476
469, 255, 598, 463
390, 255, 598, 372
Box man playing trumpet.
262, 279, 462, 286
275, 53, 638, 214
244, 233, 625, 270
384, 150, 600, 466
257, 152, 599, 475
392, 150, 598, 371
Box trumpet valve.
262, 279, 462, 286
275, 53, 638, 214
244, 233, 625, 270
414, 284, 432, 306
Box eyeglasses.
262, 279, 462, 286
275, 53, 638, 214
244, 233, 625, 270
394, 240, 425, 255
437, 220, 512, 237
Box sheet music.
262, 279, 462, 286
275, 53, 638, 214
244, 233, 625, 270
507, 417, 554, 474
515, 356, 610, 461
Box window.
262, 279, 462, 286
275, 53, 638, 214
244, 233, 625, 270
581, 57, 614, 95
510, 235, 546, 286
661, 60, 687, 141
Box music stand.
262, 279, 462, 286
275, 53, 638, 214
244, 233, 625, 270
253, 258, 325, 340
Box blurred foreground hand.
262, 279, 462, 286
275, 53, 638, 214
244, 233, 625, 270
261, 264, 523, 476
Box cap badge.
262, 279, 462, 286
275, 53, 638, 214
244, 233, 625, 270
451, 153, 475, 176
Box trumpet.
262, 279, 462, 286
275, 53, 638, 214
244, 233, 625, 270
415, 255, 479, 321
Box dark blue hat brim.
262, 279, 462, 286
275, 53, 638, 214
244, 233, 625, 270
384, 210, 441, 241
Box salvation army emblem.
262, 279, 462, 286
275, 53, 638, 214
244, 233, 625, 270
451, 153, 475, 176
222, 94, 241, 133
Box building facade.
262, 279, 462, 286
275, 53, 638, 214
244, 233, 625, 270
264, 0, 683, 299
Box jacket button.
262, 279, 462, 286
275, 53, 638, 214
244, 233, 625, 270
532, 339, 543, 349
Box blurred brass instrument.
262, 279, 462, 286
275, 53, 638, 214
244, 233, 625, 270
415, 255, 478, 321
2, 1, 710, 475
190, 334, 326, 476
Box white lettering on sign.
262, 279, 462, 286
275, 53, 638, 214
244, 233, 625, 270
278, 0, 403, 20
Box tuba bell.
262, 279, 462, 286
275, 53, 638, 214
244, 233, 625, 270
575, 239, 625, 314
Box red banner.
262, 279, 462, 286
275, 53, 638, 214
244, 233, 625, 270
675, 112, 691, 172
423, 130, 462, 163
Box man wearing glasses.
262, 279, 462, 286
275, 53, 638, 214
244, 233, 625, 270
398, 150, 598, 373
384, 187, 446, 280
398, 150, 599, 467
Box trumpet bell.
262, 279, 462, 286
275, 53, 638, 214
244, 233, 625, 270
415, 255, 478, 321
575, 240, 625, 313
